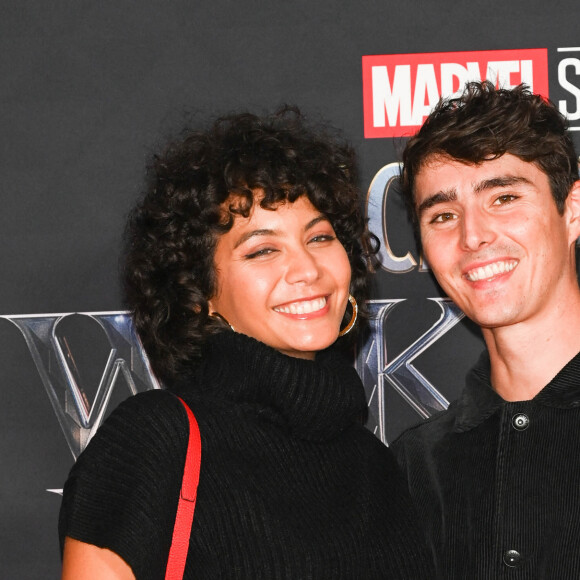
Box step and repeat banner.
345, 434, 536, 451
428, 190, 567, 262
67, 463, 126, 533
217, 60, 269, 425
2, 2, 579, 577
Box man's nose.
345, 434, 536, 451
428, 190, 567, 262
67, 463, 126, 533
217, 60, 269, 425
460, 209, 496, 251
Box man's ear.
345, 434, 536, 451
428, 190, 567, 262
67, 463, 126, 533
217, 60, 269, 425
566, 180, 580, 244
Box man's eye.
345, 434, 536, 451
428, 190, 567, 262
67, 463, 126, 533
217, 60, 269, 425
431, 212, 456, 223
494, 194, 518, 205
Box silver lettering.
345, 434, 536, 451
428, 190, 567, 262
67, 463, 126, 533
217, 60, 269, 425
366, 162, 418, 273
2, 311, 159, 460
356, 299, 464, 444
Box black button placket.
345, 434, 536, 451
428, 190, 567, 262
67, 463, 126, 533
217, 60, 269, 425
494, 403, 531, 573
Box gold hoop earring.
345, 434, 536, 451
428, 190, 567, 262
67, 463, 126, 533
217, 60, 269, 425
338, 294, 358, 337
210, 312, 236, 332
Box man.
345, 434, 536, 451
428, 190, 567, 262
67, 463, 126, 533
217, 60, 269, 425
392, 81, 580, 578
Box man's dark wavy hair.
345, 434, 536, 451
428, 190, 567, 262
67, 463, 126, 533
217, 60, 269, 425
401, 81, 579, 236
123, 106, 376, 384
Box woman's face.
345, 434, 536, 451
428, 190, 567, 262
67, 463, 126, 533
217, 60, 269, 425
209, 195, 352, 359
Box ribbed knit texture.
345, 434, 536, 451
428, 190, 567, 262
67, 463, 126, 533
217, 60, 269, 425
59, 332, 434, 579
392, 349, 580, 579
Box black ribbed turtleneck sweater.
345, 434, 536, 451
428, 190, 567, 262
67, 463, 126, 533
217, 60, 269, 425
59, 332, 434, 578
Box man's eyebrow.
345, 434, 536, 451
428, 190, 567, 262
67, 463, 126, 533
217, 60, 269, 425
417, 175, 534, 217
473, 175, 533, 193
417, 189, 457, 217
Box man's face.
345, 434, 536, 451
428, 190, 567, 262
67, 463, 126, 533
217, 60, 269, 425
414, 153, 578, 330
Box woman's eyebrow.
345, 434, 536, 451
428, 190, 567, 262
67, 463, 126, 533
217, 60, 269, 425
233, 229, 277, 249
234, 215, 330, 248
304, 215, 330, 230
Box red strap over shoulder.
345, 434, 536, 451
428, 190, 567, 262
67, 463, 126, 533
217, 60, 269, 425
165, 396, 202, 580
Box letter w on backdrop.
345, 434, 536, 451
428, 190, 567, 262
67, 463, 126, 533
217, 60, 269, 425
2, 312, 160, 461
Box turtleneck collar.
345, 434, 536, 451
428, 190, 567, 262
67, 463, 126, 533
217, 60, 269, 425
174, 331, 367, 441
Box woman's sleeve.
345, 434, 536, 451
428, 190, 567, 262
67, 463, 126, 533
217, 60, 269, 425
58, 389, 190, 580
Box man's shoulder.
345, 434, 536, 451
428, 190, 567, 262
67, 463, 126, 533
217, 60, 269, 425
391, 399, 461, 450
389, 401, 466, 475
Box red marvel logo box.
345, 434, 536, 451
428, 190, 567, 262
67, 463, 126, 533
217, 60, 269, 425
362, 49, 549, 138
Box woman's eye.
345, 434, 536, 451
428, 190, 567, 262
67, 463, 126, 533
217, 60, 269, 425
244, 247, 277, 259
309, 234, 335, 243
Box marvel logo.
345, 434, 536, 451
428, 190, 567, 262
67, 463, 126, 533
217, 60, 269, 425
362, 49, 549, 138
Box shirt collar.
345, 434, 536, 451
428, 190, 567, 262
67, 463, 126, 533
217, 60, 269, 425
454, 349, 580, 432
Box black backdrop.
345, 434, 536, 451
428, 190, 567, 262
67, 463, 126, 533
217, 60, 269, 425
2, 2, 579, 577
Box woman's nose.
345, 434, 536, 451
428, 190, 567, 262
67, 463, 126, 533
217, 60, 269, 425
284, 247, 321, 285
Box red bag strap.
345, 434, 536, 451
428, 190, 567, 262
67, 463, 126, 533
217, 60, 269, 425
165, 396, 202, 580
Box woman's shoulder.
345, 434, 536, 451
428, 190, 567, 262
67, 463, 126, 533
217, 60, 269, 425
95, 389, 189, 444
121, 387, 185, 411
108, 387, 186, 417
65, 388, 204, 492
99, 386, 220, 436
60, 389, 195, 579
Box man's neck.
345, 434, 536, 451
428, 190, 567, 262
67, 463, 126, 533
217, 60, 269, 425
482, 294, 580, 402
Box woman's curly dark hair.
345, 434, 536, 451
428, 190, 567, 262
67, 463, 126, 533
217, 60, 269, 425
123, 106, 376, 384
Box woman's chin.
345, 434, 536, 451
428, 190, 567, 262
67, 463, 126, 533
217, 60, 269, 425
270, 333, 341, 359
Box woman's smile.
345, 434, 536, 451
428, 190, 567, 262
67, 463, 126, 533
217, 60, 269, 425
273, 295, 329, 317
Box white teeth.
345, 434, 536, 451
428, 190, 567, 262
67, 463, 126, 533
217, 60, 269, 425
466, 260, 517, 282
274, 297, 327, 315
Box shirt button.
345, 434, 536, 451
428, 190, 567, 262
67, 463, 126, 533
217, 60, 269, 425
503, 549, 522, 567
512, 413, 529, 431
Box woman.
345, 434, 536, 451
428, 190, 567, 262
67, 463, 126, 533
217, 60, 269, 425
59, 107, 434, 578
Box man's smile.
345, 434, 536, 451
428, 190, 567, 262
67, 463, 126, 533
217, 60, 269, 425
464, 259, 519, 282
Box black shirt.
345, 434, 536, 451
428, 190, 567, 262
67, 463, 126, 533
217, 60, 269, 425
392, 350, 580, 579
60, 332, 434, 579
